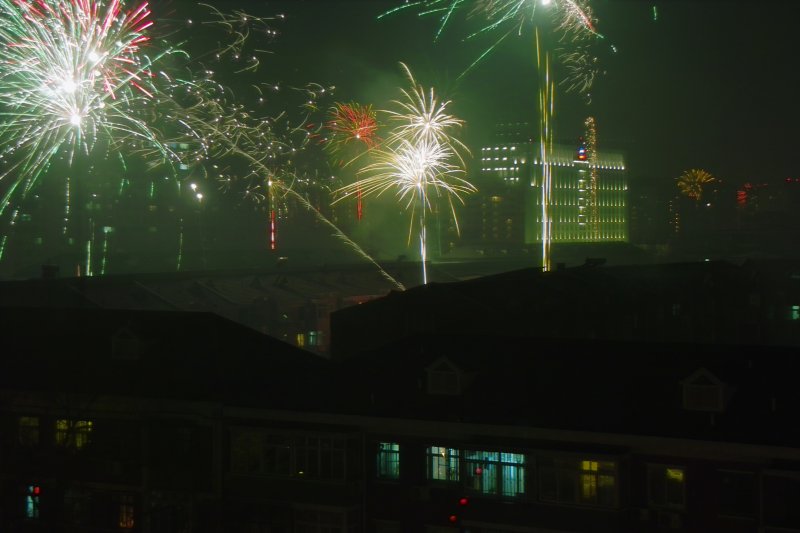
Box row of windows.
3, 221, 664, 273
18, 417, 93, 449
21, 485, 134, 528
377, 444, 687, 509
231, 431, 348, 481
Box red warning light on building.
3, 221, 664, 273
576, 137, 588, 161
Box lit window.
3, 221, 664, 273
539, 457, 617, 507
791, 305, 800, 321
118, 494, 134, 528
307, 330, 324, 347
648, 465, 686, 509
296, 333, 305, 347
376, 442, 400, 480
25, 485, 40, 519
427, 446, 459, 482
18, 416, 39, 446
463, 451, 525, 497
55, 419, 93, 449
580, 460, 616, 505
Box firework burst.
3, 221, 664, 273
381, 0, 606, 95
385, 63, 469, 163
336, 64, 475, 284
325, 102, 380, 151
677, 168, 715, 201
0, 0, 185, 202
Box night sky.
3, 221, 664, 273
211, 0, 799, 194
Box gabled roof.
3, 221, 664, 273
0, 306, 332, 411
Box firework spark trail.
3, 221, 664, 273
196, 3, 282, 73
175, 104, 406, 291
381, 0, 606, 95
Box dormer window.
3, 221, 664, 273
112, 325, 140, 361
426, 357, 461, 396
681, 368, 726, 412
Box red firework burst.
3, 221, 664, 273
325, 102, 380, 150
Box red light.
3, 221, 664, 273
32, 486, 40, 495
474, 466, 483, 475
449, 515, 458, 524
459, 497, 469, 506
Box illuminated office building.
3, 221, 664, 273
477, 135, 628, 246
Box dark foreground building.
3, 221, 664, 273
1, 292, 800, 532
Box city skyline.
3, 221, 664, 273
263, 0, 798, 188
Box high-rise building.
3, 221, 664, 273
471, 125, 628, 249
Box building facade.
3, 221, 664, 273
469, 123, 628, 251
3, 306, 800, 532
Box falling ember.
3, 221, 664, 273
356, 186, 363, 221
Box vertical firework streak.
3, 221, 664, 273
536, 31, 555, 272
584, 116, 599, 239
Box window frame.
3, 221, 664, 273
647, 463, 687, 510
228, 428, 348, 482
462, 450, 527, 498
426, 446, 460, 483
376, 442, 400, 481
537, 455, 619, 508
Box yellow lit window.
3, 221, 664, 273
55, 419, 93, 449
666, 468, 684, 482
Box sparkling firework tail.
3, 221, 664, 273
536, 30, 555, 272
